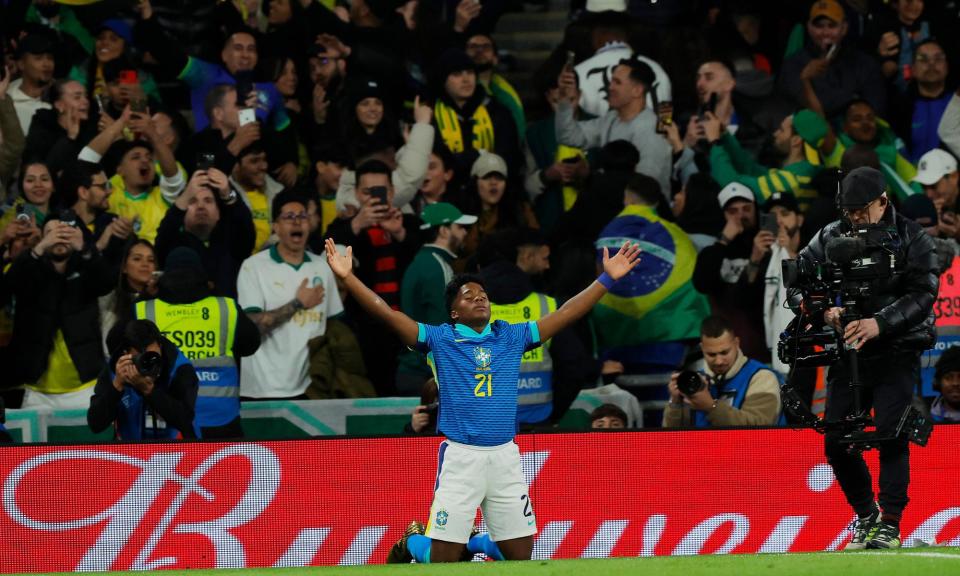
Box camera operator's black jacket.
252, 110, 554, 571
797, 205, 938, 354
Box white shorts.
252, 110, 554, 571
424, 439, 537, 544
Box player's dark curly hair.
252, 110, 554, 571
444, 274, 486, 319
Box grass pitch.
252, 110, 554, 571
18, 546, 960, 576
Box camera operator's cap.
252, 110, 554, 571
717, 182, 754, 209
900, 194, 939, 228
164, 247, 204, 273
419, 202, 478, 230
809, 0, 844, 23
913, 149, 959, 186
764, 192, 800, 214
838, 166, 887, 208
471, 152, 508, 179
16, 34, 55, 58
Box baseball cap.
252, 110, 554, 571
419, 202, 478, 230
793, 109, 828, 166
838, 166, 886, 208
809, 0, 844, 24
717, 182, 755, 209
471, 152, 508, 178
764, 192, 800, 213
97, 18, 133, 45
793, 109, 828, 147
913, 149, 958, 186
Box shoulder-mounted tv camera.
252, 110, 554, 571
779, 222, 898, 367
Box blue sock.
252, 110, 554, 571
407, 534, 432, 563
467, 533, 504, 561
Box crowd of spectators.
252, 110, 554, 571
2, 0, 960, 438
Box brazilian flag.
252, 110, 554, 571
594, 204, 709, 350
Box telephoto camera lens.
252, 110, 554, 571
133, 351, 163, 379
676, 370, 706, 396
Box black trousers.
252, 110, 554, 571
824, 351, 918, 520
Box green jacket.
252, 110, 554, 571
710, 133, 821, 211
396, 245, 456, 376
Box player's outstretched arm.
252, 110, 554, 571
324, 239, 419, 347
537, 242, 641, 342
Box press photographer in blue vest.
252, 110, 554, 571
88, 319, 199, 440
134, 246, 260, 439
663, 315, 782, 428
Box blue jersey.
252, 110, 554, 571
416, 320, 541, 446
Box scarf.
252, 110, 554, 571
434, 100, 494, 154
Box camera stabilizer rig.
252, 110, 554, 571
778, 224, 933, 451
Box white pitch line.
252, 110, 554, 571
903, 552, 960, 560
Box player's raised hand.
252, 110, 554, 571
602, 242, 642, 281
324, 238, 353, 279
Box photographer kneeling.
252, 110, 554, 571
88, 319, 199, 440
663, 316, 782, 428
797, 167, 938, 550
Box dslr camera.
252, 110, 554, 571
675, 370, 714, 396
132, 351, 162, 380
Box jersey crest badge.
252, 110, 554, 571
473, 346, 492, 371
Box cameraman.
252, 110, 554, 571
88, 319, 199, 440
663, 316, 782, 428
797, 167, 938, 550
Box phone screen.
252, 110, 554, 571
825, 43, 838, 61
761, 214, 779, 234
368, 186, 388, 206
238, 108, 257, 126
197, 153, 215, 171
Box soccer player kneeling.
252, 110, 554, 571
325, 239, 641, 562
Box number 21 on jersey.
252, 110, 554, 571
474, 373, 493, 397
